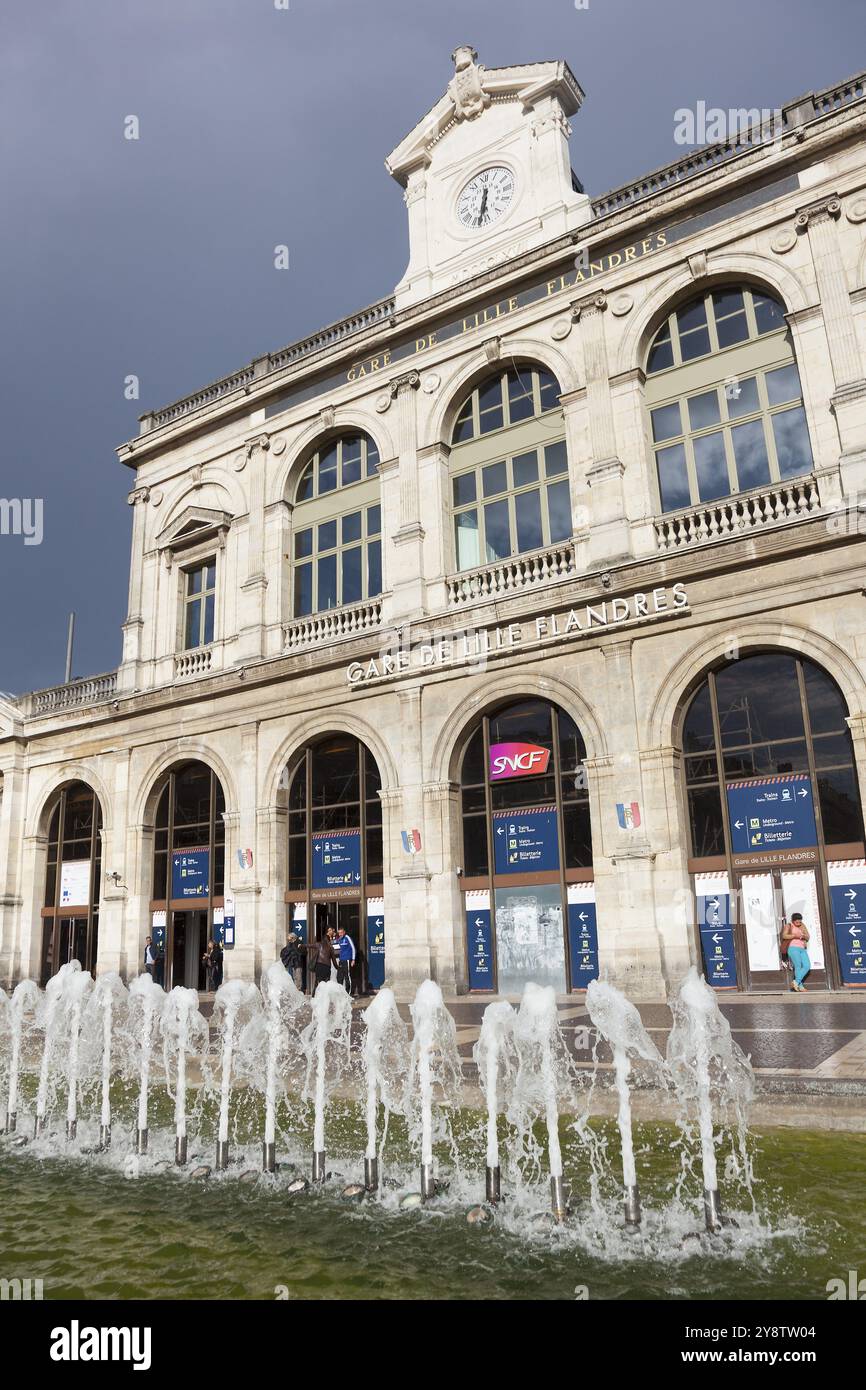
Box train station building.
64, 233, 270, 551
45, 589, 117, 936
2, 51, 866, 999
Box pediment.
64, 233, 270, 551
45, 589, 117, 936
156, 506, 232, 551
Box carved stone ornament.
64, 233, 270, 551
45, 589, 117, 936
687, 251, 708, 280
483, 337, 502, 365
233, 451, 247, 472
610, 293, 634, 317
447, 45, 491, 122
846, 197, 866, 224
128, 486, 150, 506
375, 392, 392, 414
270, 435, 287, 455
770, 228, 798, 254
389, 371, 421, 399
190, 466, 202, 487
795, 197, 842, 231
551, 317, 572, 341
421, 372, 441, 394
319, 405, 336, 430
244, 433, 271, 459
150, 489, 163, 507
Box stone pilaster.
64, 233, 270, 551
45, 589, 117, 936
223, 727, 259, 980
117, 487, 149, 693
573, 291, 632, 566
382, 372, 426, 622
237, 434, 270, 661
0, 756, 26, 987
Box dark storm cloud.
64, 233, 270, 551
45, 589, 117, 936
0, 0, 860, 692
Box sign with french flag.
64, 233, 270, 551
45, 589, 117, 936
616, 802, 641, 830
401, 828, 422, 855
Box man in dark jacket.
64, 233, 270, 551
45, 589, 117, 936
280, 933, 303, 992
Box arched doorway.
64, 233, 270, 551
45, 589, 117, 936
150, 761, 226, 991
40, 782, 102, 984
284, 735, 383, 994
459, 698, 594, 994
682, 652, 866, 990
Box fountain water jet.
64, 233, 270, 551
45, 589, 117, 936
407, 979, 462, 1203
161, 986, 208, 1166
509, 983, 578, 1222
64, 969, 93, 1141
84, 973, 128, 1149
35, 960, 81, 1137
301, 981, 352, 1183
260, 962, 307, 1173
585, 978, 664, 1230
666, 967, 754, 1234
212, 980, 262, 1171
128, 972, 167, 1154
5, 980, 39, 1133
361, 988, 408, 1193
472, 1000, 518, 1210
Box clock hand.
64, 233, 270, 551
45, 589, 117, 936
478, 187, 488, 224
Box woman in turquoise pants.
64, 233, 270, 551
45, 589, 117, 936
782, 913, 811, 991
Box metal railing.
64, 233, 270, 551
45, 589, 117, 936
447, 541, 576, 606
284, 598, 383, 651
654, 476, 821, 551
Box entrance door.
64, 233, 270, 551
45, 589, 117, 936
167, 911, 209, 991
736, 866, 829, 991
313, 901, 363, 994
40, 916, 90, 985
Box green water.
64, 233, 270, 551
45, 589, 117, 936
1, 1122, 863, 1300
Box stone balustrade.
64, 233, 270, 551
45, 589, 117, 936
283, 598, 383, 651
446, 541, 576, 606
174, 647, 214, 679
654, 476, 821, 551
29, 672, 118, 715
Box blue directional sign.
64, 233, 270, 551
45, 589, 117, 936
493, 808, 560, 876
311, 830, 362, 890
567, 900, 599, 987
367, 909, 385, 990
726, 775, 817, 855
829, 884, 866, 987
697, 891, 738, 988
171, 847, 210, 899
467, 906, 494, 989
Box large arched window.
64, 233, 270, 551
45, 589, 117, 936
292, 431, 382, 616
41, 782, 102, 983
646, 286, 813, 513
151, 761, 226, 991
449, 364, 571, 571
459, 698, 593, 994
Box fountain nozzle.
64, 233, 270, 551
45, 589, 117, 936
98, 1124, 111, 1150
6, 1112, 16, 1135
262, 1142, 276, 1174
136, 1128, 148, 1155
66, 1120, 77, 1142
703, 1187, 724, 1233
550, 1175, 568, 1223
312, 1150, 327, 1183
485, 1165, 502, 1204
364, 1156, 379, 1192
624, 1183, 641, 1229
215, 1140, 229, 1171
420, 1163, 437, 1201
34, 1115, 46, 1138
175, 1135, 188, 1166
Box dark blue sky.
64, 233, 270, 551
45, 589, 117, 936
1, 0, 862, 694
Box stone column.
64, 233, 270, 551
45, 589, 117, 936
573, 291, 632, 566
0, 756, 26, 987
382, 372, 426, 623
795, 197, 866, 495
96, 749, 132, 976
223, 726, 259, 981
380, 687, 433, 995
423, 779, 466, 994
118, 487, 149, 693
238, 434, 270, 661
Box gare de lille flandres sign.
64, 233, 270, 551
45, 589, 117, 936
346, 582, 689, 686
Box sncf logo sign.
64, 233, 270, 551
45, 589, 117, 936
489, 742, 551, 780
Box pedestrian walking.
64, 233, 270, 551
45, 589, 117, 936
144, 936, 155, 976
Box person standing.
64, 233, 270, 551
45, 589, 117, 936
305, 934, 333, 996
144, 936, 155, 976
335, 924, 356, 996
280, 932, 304, 992
203, 938, 223, 992
781, 912, 811, 992
152, 940, 165, 987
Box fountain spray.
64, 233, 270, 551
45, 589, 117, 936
85, 973, 127, 1150
360, 987, 407, 1193
260, 962, 307, 1173
585, 979, 664, 1230
129, 972, 167, 1155
64, 969, 93, 1141
35, 961, 80, 1137
406, 979, 462, 1204
212, 980, 261, 1171
510, 983, 575, 1222
472, 1000, 517, 1210
161, 987, 207, 1166
5, 980, 39, 1133
302, 981, 352, 1184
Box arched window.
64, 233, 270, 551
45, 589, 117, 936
41, 782, 102, 983
459, 698, 592, 994
646, 286, 813, 513
449, 364, 571, 571
292, 432, 382, 617
151, 761, 226, 991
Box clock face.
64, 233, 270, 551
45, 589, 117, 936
456, 166, 515, 230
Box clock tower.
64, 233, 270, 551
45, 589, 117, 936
386, 45, 592, 310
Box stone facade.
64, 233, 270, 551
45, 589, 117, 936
2, 54, 866, 999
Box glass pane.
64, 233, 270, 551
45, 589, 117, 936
478, 377, 504, 433
679, 325, 712, 361
452, 406, 475, 444
715, 654, 804, 747
657, 442, 690, 512
342, 547, 362, 605
753, 293, 786, 335
203, 593, 214, 646
766, 363, 802, 406
712, 289, 744, 319
455, 510, 481, 569
317, 553, 338, 610
453, 472, 477, 507
772, 406, 813, 478
515, 488, 543, 553
507, 368, 534, 423
311, 737, 360, 806
804, 661, 850, 737
294, 562, 312, 617
367, 504, 381, 536
483, 498, 511, 561
546, 479, 572, 542
677, 298, 708, 333
731, 418, 771, 491
651, 402, 682, 442
513, 450, 539, 487
318, 519, 337, 552
184, 598, 200, 649
647, 338, 674, 374
482, 461, 508, 497
563, 802, 593, 869
462, 815, 488, 878
318, 445, 338, 493
341, 453, 361, 486
188, 567, 202, 596
205, 562, 216, 590
462, 728, 486, 786
688, 787, 725, 858
544, 440, 568, 477
294, 527, 312, 559
557, 709, 587, 779
297, 462, 314, 501
365, 438, 380, 475
693, 431, 730, 502
715, 311, 749, 348
367, 539, 382, 597
818, 768, 864, 845
537, 370, 560, 411
342, 511, 361, 544
683, 684, 716, 755
725, 376, 759, 419
687, 391, 720, 431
